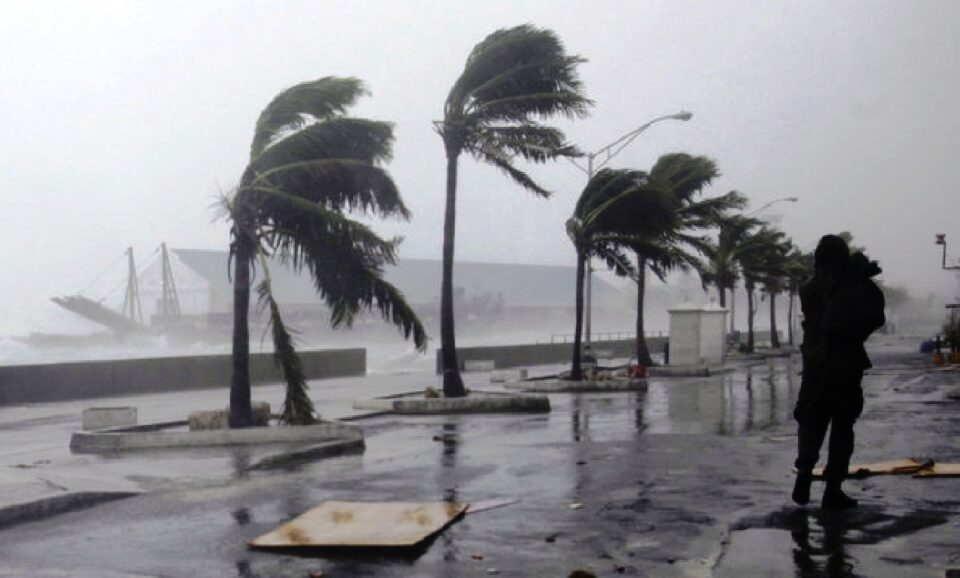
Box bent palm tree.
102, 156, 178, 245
438, 25, 591, 396
227, 77, 427, 427
737, 226, 788, 352
567, 168, 675, 379
702, 214, 762, 310
629, 154, 745, 365
783, 246, 812, 345
759, 237, 791, 348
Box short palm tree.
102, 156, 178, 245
737, 226, 789, 352
702, 214, 762, 310
437, 24, 591, 396
758, 238, 792, 348
783, 246, 813, 345
227, 77, 427, 427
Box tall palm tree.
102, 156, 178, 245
437, 25, 591, 396
227, 77, 427, 427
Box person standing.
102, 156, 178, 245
792, 235, 886, 509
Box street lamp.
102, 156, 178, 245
935, 234, 960, 270
568, 110, 693, 346
747, 196, 799, 218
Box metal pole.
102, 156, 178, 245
572, 111, 692, 351
584, 154, 594, 347
729, 281, 736, 334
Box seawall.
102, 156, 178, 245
435, 337, 668, 373
0, 349, 365, 405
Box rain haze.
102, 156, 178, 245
2, 0, 959, 359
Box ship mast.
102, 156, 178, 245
121, 247, 143, 324
158, 242, 181, 321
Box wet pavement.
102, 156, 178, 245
0, 337, 958, 577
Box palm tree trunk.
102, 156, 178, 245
440, 151, 467, 397
229, 232, 254, 428
634, 252, 654, 366
570, 252, 586, 381
746, 284, 755, 353
787, 290, 795, 345
718, 286, 726, 308
769, 290, 780, 348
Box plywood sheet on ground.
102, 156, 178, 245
811, 458, 932, 478
913, 463, 960, 477
250, 501, 468, 549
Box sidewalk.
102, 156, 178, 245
0, 364, 521, 525
0, 339, 957, 577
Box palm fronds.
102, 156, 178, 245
255, 255, 316, 425
228, 76, 428, 427
251, 77, 367, 158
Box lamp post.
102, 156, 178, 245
747, 196, 799, 218
568, 110, 693, 346
729, 196, 799, 335
935, 234, 960, 270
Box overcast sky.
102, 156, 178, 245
2, 0, 959, 335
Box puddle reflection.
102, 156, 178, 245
731, 505, 948, 578
790, 509, 858, 577
644, 359, 799, 436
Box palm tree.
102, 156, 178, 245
758, 238, 792, 348
627, 154, 745, 365
737, 226, 789, 352
566, 169, 672, 379
437, 25, 591, 397
702, 214, 762, 311
783, 247, 813, 345
227, 77, 427, 427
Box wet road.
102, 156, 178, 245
0, 341, 957, 577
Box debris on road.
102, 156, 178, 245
809, 458, 933, 478
465, 498, 519, 515
250, 501, 468, 549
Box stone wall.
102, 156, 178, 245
435, 337, 668, 373
0, 349, 365, 405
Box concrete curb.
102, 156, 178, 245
70, 420, 363, 453
353, 390, 550, 414
0, 491, 139, 530
504, 378, 647, 393
247, 438, 366, 471
648, 364, 735, 377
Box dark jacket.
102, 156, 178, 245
796, 257, 885, 417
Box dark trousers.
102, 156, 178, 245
794, 376, 864, 483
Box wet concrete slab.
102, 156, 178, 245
0, 339, 956, 577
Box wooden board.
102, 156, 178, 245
811, 458, 933, 478
913, 463, 960, 478
250, 501, 468, 549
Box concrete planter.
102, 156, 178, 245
70, 420, 363, 453
504, 377, 647, 393
353, 390, 549, 414
81, 407, 137, 431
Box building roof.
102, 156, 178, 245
171, 249, 624, 310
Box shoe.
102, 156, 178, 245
821, 487, 858, 510
792, 472, 812, 505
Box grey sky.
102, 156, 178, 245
2, 0, 959, 335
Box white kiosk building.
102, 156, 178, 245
667, 302, 729, 366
